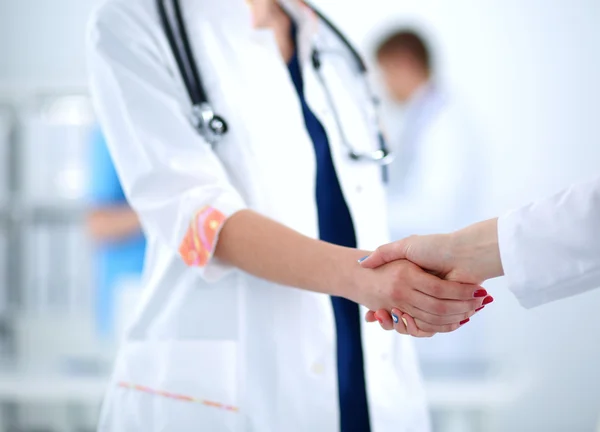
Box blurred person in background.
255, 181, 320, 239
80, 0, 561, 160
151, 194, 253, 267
85, 0, 489, 430
87, 128, 146, 338
375, 29, 484, 241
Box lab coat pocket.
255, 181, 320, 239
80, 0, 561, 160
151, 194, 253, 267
105, 340, 240, 431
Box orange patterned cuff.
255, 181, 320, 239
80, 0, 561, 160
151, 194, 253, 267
179, 206, 227, 267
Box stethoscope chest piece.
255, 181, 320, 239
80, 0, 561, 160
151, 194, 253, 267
192, 103, 228, 146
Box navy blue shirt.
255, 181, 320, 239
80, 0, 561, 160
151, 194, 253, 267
288, 50, 371, 432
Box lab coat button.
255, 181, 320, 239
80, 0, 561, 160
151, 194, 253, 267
311, 362, 325, 375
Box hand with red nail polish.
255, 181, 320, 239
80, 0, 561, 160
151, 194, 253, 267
361, 219, 503, 285
367, 293, 492, 336
360, 220, 503, 336
357, 259, 489, 335
368, 301, 482, 335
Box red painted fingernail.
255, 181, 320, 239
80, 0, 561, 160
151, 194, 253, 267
460, 318, 470, 325
473, 289, 488, 298
482, 296, 494, 305
476, 306, 485, 312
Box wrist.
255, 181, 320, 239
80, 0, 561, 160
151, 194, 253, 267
451, 218, 504, 282
329, 247, 371, 300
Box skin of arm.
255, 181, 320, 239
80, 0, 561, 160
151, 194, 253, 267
360, 218, 504, 336
87, 205, 142, 243
214, 210, 489, 333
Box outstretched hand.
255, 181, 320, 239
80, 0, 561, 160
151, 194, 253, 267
360, 219, 504, 337
350, 258, 490, 334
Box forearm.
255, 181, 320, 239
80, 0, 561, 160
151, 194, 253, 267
87, 207, 142, 242
214, 210, 366, 298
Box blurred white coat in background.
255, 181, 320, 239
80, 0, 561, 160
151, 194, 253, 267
386, 84, 483, 240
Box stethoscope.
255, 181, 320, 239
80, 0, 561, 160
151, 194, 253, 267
157, 0, 394, 166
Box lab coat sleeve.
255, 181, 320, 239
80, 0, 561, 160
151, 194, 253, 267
498, 175, 600, 308
86, 4, 247, 282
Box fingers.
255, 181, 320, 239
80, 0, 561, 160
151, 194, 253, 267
398, 306, 488, 336
416, 272, 488, 301
374, 309, 409, 335
403, 304, 477, 327
391, 309, 436, 338
405, 290, 490, 324
412, 316, 463, 333
369, 309, 437, 338
396, 299, 480, 331
364, 309, 391, 328
365, 310, 377, 323
374, 310, 395, 331
380, 260, 487, 321
369, 305, 488, 336
359, 240, 409, 269
403, 269, 492, 320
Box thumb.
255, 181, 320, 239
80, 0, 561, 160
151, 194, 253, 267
359, 240, 409, 269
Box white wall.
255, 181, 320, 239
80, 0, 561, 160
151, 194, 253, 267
0, 0, 98, 95
315, 1, 600, 431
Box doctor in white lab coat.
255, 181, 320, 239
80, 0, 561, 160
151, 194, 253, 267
86, 0, 489, 431
375, 30, 483, 241
362, 175, 600, 332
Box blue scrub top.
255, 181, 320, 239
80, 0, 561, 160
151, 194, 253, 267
89, 129, 146, 337
288, 48, 372, 431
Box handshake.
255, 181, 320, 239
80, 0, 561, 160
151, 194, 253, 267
356, 218, 504, 338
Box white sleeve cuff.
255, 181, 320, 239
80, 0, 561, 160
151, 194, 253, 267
497, 209, 532, 306
498, 207, 600, 309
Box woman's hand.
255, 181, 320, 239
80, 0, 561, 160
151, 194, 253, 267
349, 259, 489, 334
366, 309, 437, 338
359, 220, 501, 336
360, 219, 504, 284
365, 301, 489, 337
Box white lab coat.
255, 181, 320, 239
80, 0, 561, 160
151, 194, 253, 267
87, 0, 430, 431
499, 175, 600, 308
386, 85, 484, 241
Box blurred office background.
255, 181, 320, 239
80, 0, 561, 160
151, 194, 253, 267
1, 0, 600, 431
